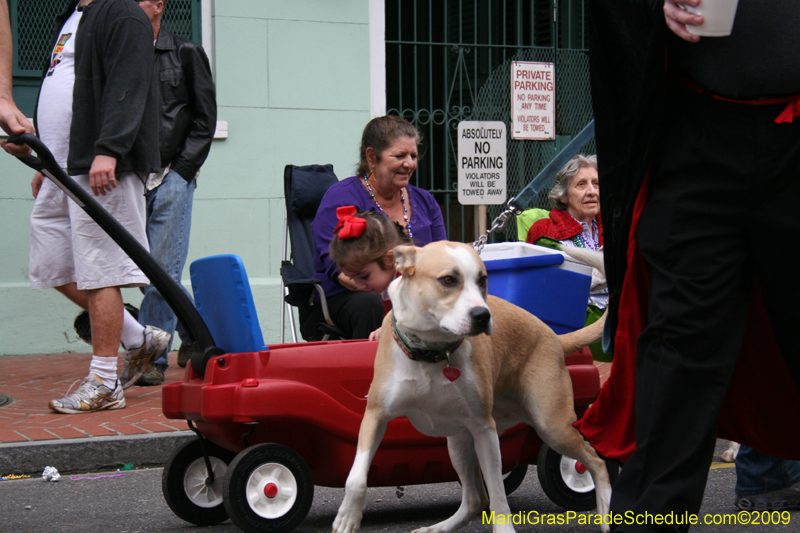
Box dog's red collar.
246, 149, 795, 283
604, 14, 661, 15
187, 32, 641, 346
391, 315, 463, 364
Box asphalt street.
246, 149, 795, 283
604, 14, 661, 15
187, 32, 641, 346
0, 461, 795, 533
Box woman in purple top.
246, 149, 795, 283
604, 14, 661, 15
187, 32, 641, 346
300, 116, 447, 340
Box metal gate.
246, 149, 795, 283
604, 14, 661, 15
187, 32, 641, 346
385, 0, 595, 242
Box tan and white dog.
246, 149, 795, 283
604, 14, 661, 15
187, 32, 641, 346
333, 241, 611, 533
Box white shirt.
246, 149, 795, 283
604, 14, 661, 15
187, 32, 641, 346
560, 216, 609, 309
37, 8, 82, 169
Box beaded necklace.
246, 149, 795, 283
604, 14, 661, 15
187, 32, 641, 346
363, 173, 413, 238
571, 219, 598, 250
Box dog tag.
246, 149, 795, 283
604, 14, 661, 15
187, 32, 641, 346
443, 366, 461, 382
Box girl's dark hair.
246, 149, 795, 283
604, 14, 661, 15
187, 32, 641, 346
355, 115, 423, 177
330, 211, 412, 272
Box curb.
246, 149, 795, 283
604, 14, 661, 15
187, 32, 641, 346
0, 431, 196, 476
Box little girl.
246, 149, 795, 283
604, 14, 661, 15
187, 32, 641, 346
329, 206, 412, 340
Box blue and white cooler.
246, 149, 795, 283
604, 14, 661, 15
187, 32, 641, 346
479, 242, 592, 334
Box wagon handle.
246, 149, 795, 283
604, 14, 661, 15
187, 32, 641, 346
8, 133, 223, 375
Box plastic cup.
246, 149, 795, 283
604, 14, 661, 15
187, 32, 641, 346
682, 0, 739, 37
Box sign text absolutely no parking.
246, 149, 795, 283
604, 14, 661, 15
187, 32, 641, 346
457, 121, 507, 205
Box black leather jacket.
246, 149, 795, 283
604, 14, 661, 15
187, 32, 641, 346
155, 30, 217, 182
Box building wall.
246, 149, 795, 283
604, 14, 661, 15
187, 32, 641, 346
0, 0, 374, 355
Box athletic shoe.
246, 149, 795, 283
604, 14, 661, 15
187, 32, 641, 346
48, 374, 125, 414
176, 342, 195, 368
120, 326, 171, 390
136, 364, 165, 386
735, 480, 800, 511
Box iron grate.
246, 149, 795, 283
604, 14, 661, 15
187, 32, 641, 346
386, 0, 594, 242
0, 393, 15, 408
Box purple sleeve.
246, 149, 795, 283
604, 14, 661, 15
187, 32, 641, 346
428, 198, 447, 242
407, 184, 447, 245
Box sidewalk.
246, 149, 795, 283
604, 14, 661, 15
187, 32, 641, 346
0, 352, 194, 476
0, 351, 614, 477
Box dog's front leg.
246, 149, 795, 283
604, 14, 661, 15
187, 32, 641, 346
412, 429, 487, 533
471, 424, 517, 533
333, 408, 388, 533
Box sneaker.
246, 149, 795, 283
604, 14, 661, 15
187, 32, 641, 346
735, 479, 800, 511
48, 374, 125, 414
120, 326, 171, 390
177, 342, 195, 368
136, 364, 165, 386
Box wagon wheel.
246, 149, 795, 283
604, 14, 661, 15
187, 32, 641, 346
223, 443, 314, 533
162, 439, 236, 526
536, 443, 619, 511
470, 463, 528, 497
502, 464, 528, 496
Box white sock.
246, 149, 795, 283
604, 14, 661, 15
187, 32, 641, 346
120, 308, 145, 350
89, 356, 119, 388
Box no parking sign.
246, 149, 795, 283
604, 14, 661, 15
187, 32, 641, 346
457, 121, 507, 205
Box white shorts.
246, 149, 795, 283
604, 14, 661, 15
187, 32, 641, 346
29, 172, 150, 291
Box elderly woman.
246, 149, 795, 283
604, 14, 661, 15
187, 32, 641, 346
527, 155, 605, 302
527, 154, 609, 360
300, 116, 446, 341
527, 154, 602, 247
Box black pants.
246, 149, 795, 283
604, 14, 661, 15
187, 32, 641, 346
299, 290, 384, 341
610, 88, 800, 532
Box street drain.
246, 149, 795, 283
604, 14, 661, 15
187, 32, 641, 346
0, 393, 15, 408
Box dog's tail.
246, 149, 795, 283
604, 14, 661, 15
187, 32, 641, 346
557, 311, 606, 356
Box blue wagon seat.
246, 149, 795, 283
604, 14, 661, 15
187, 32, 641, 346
190, 254, 266, 354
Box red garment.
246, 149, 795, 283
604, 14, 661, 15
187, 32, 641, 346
573, 177, 649, 462
576, 2, 800, 464
526, 208, 604, 247
575, 177, 800, 462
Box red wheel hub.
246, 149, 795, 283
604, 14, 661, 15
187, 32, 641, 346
264, 482, 279, 498
574, 461, 587, 474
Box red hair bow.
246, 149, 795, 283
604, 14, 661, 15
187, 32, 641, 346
334, 206, 367, 240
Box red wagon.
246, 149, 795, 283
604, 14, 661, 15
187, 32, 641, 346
10, 135, 607, 533
158, 253, 604, 533
162, 338, 601, 532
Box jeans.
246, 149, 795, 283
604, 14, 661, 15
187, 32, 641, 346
735, 445, 800, 496
138, 170, 196, 366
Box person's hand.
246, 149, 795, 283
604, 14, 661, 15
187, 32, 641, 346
89, 154, 118, 196
31, 172, 44, 198
338, 272, 359, 291
664, 0, 703, 42
0, 96, 35, 157
368, 327, 382, 342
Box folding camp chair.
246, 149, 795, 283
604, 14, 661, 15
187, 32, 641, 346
280, 164, 344, 342
516, 208, 551, 242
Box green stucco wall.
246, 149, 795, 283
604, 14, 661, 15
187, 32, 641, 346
0, 0, 372, 355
